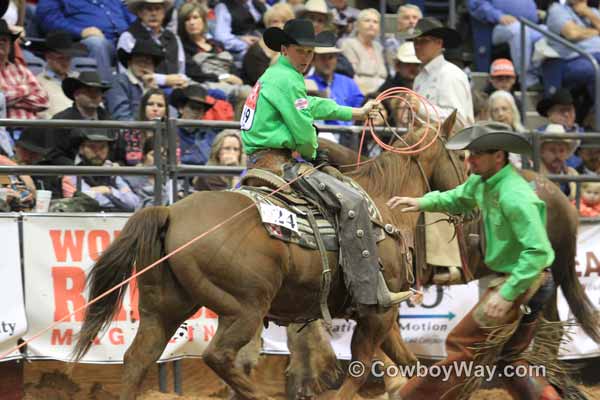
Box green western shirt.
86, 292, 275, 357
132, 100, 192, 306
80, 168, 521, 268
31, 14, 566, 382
419, 164, 555, 301
240, 56, 353, 160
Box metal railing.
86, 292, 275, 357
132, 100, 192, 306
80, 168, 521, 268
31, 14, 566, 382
0, 118, 403, 206
519, 17, 600, 129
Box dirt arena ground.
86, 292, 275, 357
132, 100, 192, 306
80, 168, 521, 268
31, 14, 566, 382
19, 355, 600, 400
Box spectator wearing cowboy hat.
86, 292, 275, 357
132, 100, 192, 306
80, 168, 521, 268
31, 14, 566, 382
576, 137, 600, 175
170, 84, 218, 165
306, 39, 364, 143
403, 17, 474, 126
0, 19, 48, 120
29, 30, 88, 119
48, 71, 112, 164
539, 123, 580, 199
36, 0, 135, 82
296, 0, 333, 35
378, 41, 421, 94
536, 88, 584, 169
214, 0, 266, 60
13, 126, 64, 198
118, 0, 189, 90
62, 127, 141, 212
387, 122, 561, 400
105, 39, 166, 121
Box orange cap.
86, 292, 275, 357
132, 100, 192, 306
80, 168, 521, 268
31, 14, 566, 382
490, 58, 516, 77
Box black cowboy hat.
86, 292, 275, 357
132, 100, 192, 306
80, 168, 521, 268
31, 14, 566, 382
25, 30, 88, 57
117, 39, 165, 68
0, 20, 20, 42
536, 88, 574, 117
15, 127, 54, 155
401, 17, 461, 49
169, 84, 214, 109
72, 127, 118, 144
62, 71, 111, 100
264, 18, 335, 52
446, 122, 532, 155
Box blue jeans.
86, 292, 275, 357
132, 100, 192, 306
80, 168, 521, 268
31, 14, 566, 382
81, 35, 115, 82
492, 21, 543, 87
563, 52, 600, 100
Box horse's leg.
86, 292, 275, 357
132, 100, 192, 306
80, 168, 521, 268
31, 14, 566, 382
203, 309, 270, 400
286, 321, 341, 400
380, 320, 418, 367
120, 288, 194, 400
334, 310, 396, 399
236, 324, 263, 376
378, 320, 418, 399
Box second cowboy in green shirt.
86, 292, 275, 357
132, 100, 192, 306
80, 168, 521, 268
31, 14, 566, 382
388, 123, 561, 400
240, 19, 411, 309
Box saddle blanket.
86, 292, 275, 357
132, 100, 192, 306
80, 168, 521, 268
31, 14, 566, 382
234, 185, 386, 252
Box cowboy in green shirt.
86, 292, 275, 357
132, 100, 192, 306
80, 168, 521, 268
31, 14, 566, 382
387, 123, 561, 400
240, 19, 378, 161
240, 19, 410, 309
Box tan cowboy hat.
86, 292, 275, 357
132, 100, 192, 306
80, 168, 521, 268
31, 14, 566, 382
127, 0, 174, 13
396, 42, 421, 64
541, 123, 578, 158
446, 122, 532, 155
296, 0, 333, 22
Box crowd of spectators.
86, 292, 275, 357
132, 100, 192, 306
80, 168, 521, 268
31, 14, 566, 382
0, 0, 597, 217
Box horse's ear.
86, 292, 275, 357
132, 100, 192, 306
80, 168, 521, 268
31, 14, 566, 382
440, 110, 458, 139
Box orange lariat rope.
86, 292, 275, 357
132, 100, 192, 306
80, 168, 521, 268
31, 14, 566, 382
355, 86, 443, 168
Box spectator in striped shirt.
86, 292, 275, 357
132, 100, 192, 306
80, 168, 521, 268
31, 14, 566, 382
0, 20, 48, 119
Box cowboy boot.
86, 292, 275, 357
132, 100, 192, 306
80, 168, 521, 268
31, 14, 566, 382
376, 271, 413, 307
502, 360, 562, 400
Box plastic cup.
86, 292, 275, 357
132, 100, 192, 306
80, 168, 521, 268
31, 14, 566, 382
35, 190, 52, 212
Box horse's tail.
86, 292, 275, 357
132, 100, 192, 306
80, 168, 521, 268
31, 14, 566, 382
551, 219, 600, 343
72, 206, 170, 361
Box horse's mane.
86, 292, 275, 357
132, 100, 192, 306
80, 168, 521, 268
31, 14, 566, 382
348, 127, 430, 198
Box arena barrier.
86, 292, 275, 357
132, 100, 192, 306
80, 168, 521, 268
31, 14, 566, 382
1, 213, 599, 364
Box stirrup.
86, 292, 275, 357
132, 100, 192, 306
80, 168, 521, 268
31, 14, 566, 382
432, 266, 464, 285
377, 271, 413, 307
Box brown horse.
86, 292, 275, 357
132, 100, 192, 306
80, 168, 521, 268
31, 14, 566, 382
72, 113, 598, 400
71, 118, 462, 399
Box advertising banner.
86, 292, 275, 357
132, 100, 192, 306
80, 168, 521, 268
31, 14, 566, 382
21, 214, 217, 363
0, 215, 26, 361
558, 223, 600, 359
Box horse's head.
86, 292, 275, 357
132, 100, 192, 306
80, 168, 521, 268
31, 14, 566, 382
406, 110, 468, 193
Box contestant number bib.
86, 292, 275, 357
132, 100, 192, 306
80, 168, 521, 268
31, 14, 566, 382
259, 203, 298, 233
241, 82, 261, 130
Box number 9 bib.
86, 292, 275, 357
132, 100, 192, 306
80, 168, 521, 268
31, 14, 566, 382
240, 82, 261, 131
